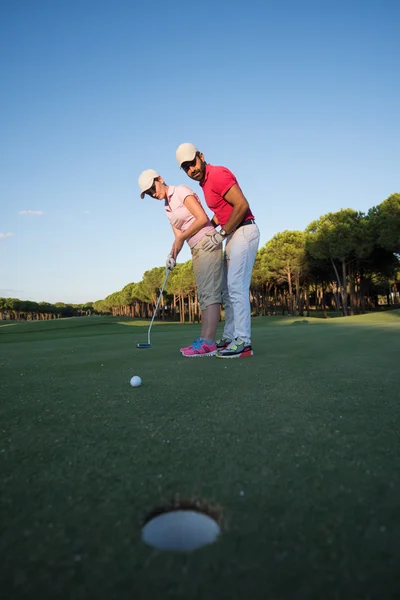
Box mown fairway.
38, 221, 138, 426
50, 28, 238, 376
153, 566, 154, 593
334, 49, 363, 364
1, 312, 399, 600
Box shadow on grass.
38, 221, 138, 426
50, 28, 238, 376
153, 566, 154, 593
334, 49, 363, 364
0, 316, 195, 345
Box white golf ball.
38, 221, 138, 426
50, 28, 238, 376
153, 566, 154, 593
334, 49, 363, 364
130, 376, 142, 387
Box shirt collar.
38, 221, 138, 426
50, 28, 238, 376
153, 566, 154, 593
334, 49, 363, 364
165, 186, 175, 209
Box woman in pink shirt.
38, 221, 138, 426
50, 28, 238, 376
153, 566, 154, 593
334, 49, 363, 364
138, 169, 223, 357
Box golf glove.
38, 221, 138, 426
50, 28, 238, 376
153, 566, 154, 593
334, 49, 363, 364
166, 255, 176, 270
202, 232, 224, 251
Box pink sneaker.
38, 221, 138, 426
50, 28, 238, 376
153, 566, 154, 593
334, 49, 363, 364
180, 337, 201, 354
182, 339, 217, 358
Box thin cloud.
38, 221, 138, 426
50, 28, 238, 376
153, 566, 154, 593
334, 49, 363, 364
0, 288, 23, 294
0, 232, 13, 240
19, 210, 45, 216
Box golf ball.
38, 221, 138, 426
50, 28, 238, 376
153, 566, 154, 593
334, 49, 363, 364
130, 376, 142, 387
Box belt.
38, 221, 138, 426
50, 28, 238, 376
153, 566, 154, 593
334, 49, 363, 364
237, 218, 255, 228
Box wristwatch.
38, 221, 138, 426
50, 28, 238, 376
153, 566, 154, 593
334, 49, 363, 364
220, 229, 227, 237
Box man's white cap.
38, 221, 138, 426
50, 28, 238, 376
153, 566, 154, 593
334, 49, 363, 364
138, 169, 159, 198
176, 143, 198, 167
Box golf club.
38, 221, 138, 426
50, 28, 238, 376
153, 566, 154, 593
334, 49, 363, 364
136, 268, 171, 348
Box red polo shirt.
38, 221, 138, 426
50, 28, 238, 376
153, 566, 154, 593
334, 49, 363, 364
200, 164, 254, 227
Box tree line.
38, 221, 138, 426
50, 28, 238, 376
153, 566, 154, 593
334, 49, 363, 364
0, 300, 93, 321
93, 194, 400, 320
2, 194, 399, 322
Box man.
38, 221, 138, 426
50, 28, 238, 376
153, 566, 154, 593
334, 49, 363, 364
176, 143, 260, 358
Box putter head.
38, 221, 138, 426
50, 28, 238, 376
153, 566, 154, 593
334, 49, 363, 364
137, 343, 152, 349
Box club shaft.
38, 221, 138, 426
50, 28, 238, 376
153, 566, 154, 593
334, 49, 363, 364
147, 269, 170, 345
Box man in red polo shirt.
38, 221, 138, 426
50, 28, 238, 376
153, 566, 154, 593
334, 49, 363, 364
176, 143, 260, 358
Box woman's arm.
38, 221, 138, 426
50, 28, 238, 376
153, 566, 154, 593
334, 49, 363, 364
170, 195, 209, 259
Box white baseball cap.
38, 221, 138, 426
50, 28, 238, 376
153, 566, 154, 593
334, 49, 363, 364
138, 169, 159, 198
176, 143, 198, 167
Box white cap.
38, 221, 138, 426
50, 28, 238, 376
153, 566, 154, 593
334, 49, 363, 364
138, 169, 159, 198
176, 143, 198, 167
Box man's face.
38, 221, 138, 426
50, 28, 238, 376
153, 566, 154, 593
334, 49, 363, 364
181, 153, 206, 182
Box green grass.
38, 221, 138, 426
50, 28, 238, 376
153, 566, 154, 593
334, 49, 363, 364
1, 312, 399, 600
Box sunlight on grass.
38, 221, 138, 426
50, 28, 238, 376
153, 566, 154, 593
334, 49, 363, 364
261, 309, 400, 328
116, 320, 187, 327
328, 309, 400, 327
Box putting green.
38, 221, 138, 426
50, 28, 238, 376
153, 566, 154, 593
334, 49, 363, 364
1, 311, 399, 599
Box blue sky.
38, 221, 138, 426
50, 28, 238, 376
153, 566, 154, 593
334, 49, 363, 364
0, 0, 399, 304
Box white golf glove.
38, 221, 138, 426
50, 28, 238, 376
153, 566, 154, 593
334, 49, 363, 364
202, 232, 225, 251
166, 255, 176, 270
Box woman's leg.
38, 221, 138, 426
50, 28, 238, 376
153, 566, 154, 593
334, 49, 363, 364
192, 240, 223, 342
200, 303, 220, 340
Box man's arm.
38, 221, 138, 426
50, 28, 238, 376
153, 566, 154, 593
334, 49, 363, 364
221, 184, 249, 234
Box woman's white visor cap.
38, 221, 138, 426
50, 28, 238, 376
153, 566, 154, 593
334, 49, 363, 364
138, 169, 159, 198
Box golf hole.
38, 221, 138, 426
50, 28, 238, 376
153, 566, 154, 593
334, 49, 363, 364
141, 499, 222, 552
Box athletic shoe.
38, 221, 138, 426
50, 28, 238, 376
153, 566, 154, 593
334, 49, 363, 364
180, 337, 201, 354
182, 339, 217, 358
215, 336, 231, 350
216, 339, 253, 359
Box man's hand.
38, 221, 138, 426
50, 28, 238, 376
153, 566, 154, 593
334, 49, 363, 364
166, 255, 176, 270
202, 232, 225, 251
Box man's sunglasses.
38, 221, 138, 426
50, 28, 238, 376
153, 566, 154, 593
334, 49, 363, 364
181, 155, 198, 172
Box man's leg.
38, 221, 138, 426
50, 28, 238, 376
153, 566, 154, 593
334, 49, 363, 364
225, 224, 260, 345
221, 251, 235, 341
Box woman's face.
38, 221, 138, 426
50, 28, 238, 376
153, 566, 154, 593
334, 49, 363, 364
146, 178, 165, 200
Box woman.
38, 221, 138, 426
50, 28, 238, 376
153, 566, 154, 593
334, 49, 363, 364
138, 169, 222, 357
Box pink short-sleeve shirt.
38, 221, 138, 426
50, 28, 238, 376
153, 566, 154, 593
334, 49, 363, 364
165, 185, 215, 248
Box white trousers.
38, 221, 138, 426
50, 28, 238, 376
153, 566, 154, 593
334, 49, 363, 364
222, 223, 260, 345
